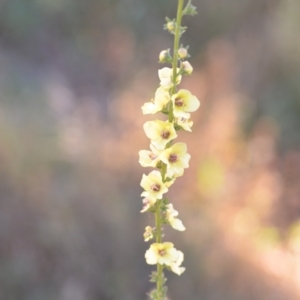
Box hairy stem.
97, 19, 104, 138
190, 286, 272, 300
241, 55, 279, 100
171, 0, 185, 92
155, 163, 166, 297
155, 201, 163, 297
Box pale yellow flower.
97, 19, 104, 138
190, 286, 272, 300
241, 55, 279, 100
181, 61, 193, 75
143, 120, 177, 150
140, 197, 157, 213
158, 67, 182, 90
144, 226, 154, 242
171, 89, 200, 119
145, 242, 177, 265
141, 170, 168, 199
170, 250, 185, 275
145, 242, 185, 275
160, 143, 190, 178
141, 87, 170, 115
175, 117, 193, 132
165, 204, 186, 231
138, 144, 162, 168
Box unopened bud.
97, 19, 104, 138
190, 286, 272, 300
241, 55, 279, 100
143, 226, 154, 242
181, 61, 193, 75
178, 48, 188, 59
167, 21, 175, 32
159, 50, 168, 63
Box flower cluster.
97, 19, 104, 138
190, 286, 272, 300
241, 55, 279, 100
139, 1, 198, 298
140, 65, 199, 270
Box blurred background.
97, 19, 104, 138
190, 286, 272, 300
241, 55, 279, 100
1, 0, 300, 299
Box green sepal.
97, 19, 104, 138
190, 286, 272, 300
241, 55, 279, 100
163, 17, 176, 35
156, 161, 163, 169
149, 271, 158, 283
164, 177, 174, 183
148, 260, 168, 299
180, 43, 190, 50
161, 198, 169, 211
159, 48, 173, 64
148, 206, 156, 214
182, 0, 198, 16
174, 123, 183, 131
179, 26, 187, 36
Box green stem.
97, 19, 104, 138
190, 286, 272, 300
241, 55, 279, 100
171, 0, 185, 94
155, 163, 166, 298
155, 200, 163, 297
155, 1, 185, 299
168, 0, 184, 123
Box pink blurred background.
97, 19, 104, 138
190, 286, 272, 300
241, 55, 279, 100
1, 0, 300, 299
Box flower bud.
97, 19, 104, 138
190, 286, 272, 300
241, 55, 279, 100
167, 21, 175, 32
181, 61, 193, 75
178, 48, 188, 59
144, 226, 154, 242
159, 50, 168, 63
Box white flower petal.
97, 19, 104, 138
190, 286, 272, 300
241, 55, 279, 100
141, 102, 160, 115
145, 249, 158, 265
170, 218, 186, 231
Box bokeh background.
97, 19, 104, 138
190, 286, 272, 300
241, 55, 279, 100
1, 0, 300, 299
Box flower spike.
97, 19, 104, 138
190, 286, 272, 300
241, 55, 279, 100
139, 0, 198, 298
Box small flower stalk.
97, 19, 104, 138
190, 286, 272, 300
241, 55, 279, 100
139, 1, 198, 299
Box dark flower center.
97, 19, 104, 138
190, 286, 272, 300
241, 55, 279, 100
175, 97, 184, 107
169, 154, 178, 163
151, 184, 161, 192
161, 131, 170, 139
148, 153, 157, 160
158, 249, 166, 256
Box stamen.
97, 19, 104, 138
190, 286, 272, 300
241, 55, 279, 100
161, 131, 170, 139
175, 97, 184, 107
151, 183, 161, 192
148, 153, 157, 160
169, 154, 178, 163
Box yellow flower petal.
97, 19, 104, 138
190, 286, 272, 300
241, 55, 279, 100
138, 145, 161, 168
175, 117, 193, 132
145, 242, 177, 266
154, 87, 170, 109
141, 88, 170, 115
160, 143, 191, 178
145, 243, 185, 275
170, 251, 185, 275
158, 67, 182, 90
141, 102, 158, 115
165, 204, 186, 231
140, 197, 157, 213
143, 120, 177, 150
170, 218, 186, 231
140, 170, 168, 199
172, 89, 200, 119
144, 226, 154, 242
